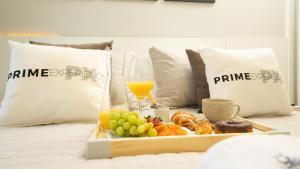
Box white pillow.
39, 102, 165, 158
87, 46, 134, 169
198, 135, 300, 169
149, 47, 197, 107
0, 41, 111, 126
198, 48, 292, 117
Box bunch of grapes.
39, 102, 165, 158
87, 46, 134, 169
108, 111, 158, 137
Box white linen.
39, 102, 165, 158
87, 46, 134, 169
0, 108, 299, 169
0, 123, 201, 169
198, 135, 300, 169
250, 112, 300, 137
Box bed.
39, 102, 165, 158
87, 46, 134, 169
0, 37, 298, 169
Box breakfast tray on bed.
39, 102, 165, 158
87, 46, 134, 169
86, 117, 289, 159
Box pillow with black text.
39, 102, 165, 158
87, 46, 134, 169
0, 41, 111, 126
198, 48, 292, 117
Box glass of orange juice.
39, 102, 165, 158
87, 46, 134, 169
128, 81, 154, 116
99, 110, 110, 130
127, 56, 154, 117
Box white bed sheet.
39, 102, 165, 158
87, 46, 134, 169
250, 111, 300, 137
0, 109, 299, 169
0, 123, 203, 169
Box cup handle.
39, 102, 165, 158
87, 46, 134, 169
230, 104, 240, 119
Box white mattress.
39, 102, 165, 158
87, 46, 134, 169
0, 109, 299, 169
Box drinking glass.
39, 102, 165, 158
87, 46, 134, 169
127, 56, 154, 117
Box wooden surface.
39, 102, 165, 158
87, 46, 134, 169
110, 133, 250, 157
87, 117, 289, 159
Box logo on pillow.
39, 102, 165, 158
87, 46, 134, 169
8, 66, 105, 82
214, 69, 282, 84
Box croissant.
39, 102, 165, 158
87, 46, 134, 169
171, 112, 196, 131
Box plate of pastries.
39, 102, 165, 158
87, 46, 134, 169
171, 111, 253, 135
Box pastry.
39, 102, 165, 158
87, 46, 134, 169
215, 120, 253, 134
195, 119, 213, 135
155, 123, 187, 136
171, 112, 196, 131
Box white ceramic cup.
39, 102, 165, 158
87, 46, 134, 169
154, 107, 170, 122
202, 98, 240, 122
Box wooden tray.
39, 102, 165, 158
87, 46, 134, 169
86, 117, 289, 159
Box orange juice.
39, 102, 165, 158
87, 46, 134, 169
127, 81, 154, 100
99, 110, 110, 129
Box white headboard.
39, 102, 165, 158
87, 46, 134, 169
0, 37, 294, 104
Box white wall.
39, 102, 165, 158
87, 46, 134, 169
0, 0, 285, 38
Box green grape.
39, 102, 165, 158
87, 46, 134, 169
148, 122, 154, 128
116, 126, 125, 137
128, 115, 137, 125
123, 122, 131, 130
129, 126, 138, 136
118, 119, 125, 126
112, 112, 121, 121
132, 111, 139, 117
144, 123, 150, 131
124, 130, 130, 137
147, 128, 158, 137
136, 118, 145, 125
137, 125, 145, 134
109, 120, 118, 130
122, 112, 130, 121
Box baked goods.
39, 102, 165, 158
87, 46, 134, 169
171, 111, 254, 135
172, 112, 214, 135
215, 120, 253, 134
171, 112, 196, 130
155, 123, 187, 136
195, 119, 213, 135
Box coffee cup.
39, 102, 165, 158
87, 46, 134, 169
202, 98, 240, 122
